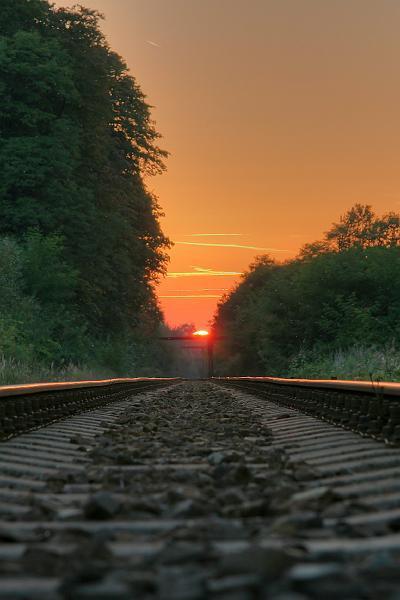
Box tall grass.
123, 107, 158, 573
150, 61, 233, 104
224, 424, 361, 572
0, 355, 116, 386
287, 345, 400, 382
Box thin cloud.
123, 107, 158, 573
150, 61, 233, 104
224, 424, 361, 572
191, 266, 213, 271
167, 267, 242, 278
175, 241, 289, 252
146, 40, 161, 48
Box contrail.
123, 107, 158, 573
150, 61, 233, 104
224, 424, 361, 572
175, 241, 289, 252
167, 269, 242, 278
146, 40, 160, 48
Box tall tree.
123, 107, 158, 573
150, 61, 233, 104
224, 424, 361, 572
0, 1, 170, 347
301, 204, 399, 257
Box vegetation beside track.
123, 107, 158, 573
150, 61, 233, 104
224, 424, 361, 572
213, 205, 400, 380
0, 1, 173, 381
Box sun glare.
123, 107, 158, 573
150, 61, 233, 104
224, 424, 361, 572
192, 330, 209, 337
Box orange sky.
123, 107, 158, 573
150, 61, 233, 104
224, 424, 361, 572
55, 0, 400, 329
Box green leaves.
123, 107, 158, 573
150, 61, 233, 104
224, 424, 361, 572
301, 204, 400, 257
214, 206, 400, 377
22, 230, 78, 303
0, 31, 77, 133
0, 0, 170, 376
0, 0, 49, 37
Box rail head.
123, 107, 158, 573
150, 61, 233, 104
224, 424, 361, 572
0, 377, 180, 440
219, 376, 400, 398
0, 377, 180, 399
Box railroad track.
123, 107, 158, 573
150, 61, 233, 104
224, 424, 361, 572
219, 376, 400, 444
1, 378, 400, 598
219, 378, 400, 522
0, 378, 176, 440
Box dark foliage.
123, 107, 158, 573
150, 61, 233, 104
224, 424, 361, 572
0, 1, 171, 377
213, 205, 400, 377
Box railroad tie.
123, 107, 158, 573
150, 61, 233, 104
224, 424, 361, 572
1, 381, 400, 598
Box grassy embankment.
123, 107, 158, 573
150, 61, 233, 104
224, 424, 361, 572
287, 345, 400, 382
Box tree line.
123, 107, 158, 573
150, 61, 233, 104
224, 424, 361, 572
213, 205, 400, 381
0, 0, 171, 381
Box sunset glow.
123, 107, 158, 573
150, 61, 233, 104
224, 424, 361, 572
184, 233, 244, 238
52, 0, 400, 329
159, 295, 221, 299
192, 330, 209, 337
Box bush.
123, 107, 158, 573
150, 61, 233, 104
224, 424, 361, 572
214, 205, 400, 380
287, 344, 400, 382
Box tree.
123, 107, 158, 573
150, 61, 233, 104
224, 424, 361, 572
214, 206, 400, 376
0, 0, 49, 37
300, 204, 399, 257
0, 0, 171, 374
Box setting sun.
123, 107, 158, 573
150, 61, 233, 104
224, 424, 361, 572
192, 330, 209, 337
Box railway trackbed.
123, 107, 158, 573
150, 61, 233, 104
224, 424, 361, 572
1, 380, 400, 598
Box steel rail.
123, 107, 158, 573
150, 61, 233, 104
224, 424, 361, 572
0, 377, 179, 440
216, 376, 400, 445
221, 376, 400, 396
